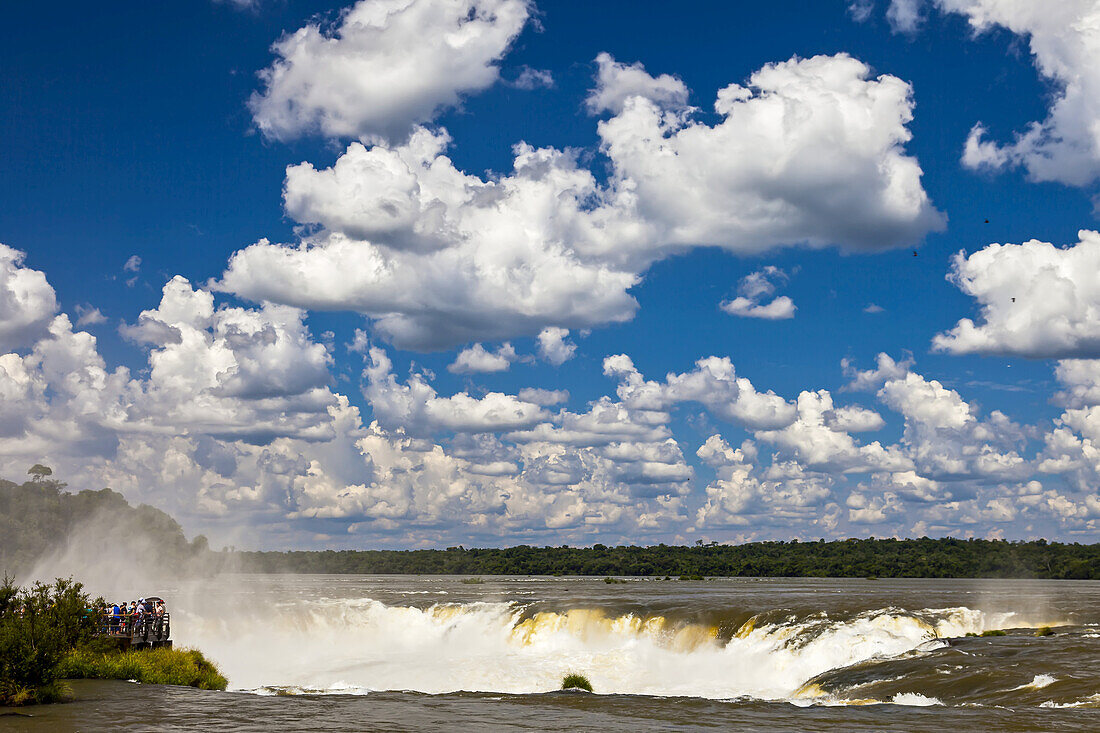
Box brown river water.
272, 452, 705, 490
2, 575, 1098, 731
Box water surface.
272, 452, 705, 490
3, 575, 1098, 730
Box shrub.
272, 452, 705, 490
1035, 626, 1054, 637
561, 673, 593, 692
0, 576, 98, 706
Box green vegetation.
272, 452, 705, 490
0, 469, 216, 577
966, 629, 1008, 637
1035, 626, 1054, 637
459, 577, 483, 584
58, 647, 227, 690
235, 537, 1100, 579
0, 577, 97, 706
561, 673, 593, 692
1, 576, 226, 705
603, 577, 627, 584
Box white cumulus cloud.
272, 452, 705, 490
721, 266, 796, 320
842, 352, 913, 391
605, 354, 797, 431
586, 53, 689, 115
911, 0, 1100, 186
365, 346, 547, 434
537, 327, 576, 365
249, 0, 531, 142
448, 342, 516, 374
219, 129, 641, 349
596, 53, 944, 259
0, 244, 59, 353
934, 230, 1100, 358
223, 53, 941, 349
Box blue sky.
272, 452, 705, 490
2, 0, 1100, 549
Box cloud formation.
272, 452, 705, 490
586, 53, 689, 115
891, 0, 1100, 186
220, 129, 641, 349
511, 66, 554, 90
887, 0, 924, 32
934, 230, 1100, 358
8, 0, 1100, 550
721, 266, 796, 319
0, 244, 59, 353
448, 343, 517, 374
3, 253, 1098, 547
249, 0, 531, 142
223, 52, 942, 349
537, 327, 576, 365
605, 354, 797, 431
595, 53, 943, 259
74, 305, 108, 328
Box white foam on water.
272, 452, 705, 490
173, 598, 1053, 702
1009, 674, 1057, 692
891, 692, 942, 706
1040, 693, 1100, 709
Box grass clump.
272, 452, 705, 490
561, 673, 593, 692
1035, 626, 1054, 637
58, 647, 228, 691
460, 577, 483, 584
0, 680, 71, 706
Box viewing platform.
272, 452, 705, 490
94, 596, 172, 650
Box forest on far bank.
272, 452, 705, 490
3, 468, 1099, 580
236, 537, 1100, 579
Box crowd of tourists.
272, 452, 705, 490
95, 597, 169, 638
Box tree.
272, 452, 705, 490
0, 577, 98, 704
27, 465, 52, 483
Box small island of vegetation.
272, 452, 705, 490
561, 673, 593, 692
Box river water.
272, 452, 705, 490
3, 575, 1099, 731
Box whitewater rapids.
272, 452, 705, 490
174, 596, 1050, 701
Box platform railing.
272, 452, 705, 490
95, 611, 171, 644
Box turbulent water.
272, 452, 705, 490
4, 575, 1099, 731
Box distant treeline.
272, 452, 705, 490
0, 469, 214, 577
237, 538, 1100, 579
5, 468, 1099, 580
